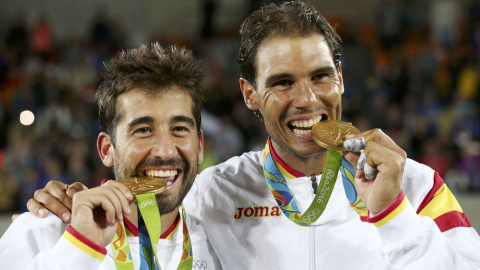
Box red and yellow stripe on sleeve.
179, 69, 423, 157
63, 225, 107, 260
364, 191, 408, 226
417, 172, 472, 232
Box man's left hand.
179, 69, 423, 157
342, 128, 407, 215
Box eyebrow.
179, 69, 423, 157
264, 66, 337, 86
171, 115, 195, 128
309, 66, 336, 77
127, 116, 154, 131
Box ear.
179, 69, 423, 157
239, 78, 260, 110
197, 129, 204, 165
338, 62, 344, 94
97, 132, 114, 167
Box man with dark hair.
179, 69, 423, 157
22, 1, 480, 269
0, 43, 218, 269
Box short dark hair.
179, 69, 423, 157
237, 0, 343, 86
95, 43, 205, 141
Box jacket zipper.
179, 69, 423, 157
311, 174, 318, 194
310, 175, 317, 269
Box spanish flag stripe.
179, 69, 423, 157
434, 211, 472, 232
124, 218, 138, 236
161, 213, 180, 240
269, 139, 304, 178
371, 194, 408, 227
64, 225, 106, 260
417, 172, 445, 214
416, 172, 472, 230
418, 183, 464, 219
367, 191, 406, 225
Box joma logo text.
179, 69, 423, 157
234, 206, 282, 219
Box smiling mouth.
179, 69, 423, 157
288, 114, 327, 135
144, 169, 179, 188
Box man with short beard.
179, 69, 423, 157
0, 43, 218, 269
20, 1, 480, 269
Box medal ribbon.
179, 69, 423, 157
339, 157, 368, 215
263, 139, 341, 225
137, 192, 161, 270
263, 139, 367, 225
111, 193, 193, 270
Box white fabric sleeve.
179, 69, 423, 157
0, 213, 104, 270
371, 195, 480, 269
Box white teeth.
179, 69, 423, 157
293, 129, 312, 135
145, 170, 178, 177
290, 116, 323, 129
167, 182, 172, 186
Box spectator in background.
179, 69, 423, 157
200, 0, 217, 40
0, 150, 17, 211
31, 15, 54, 59
5, 12, 29, 65
376, 0, 402, 50
90, 8, 112, 49
430, 0, 461, 48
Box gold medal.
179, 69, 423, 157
312, 120, 360, 151
119, 176, 166, 195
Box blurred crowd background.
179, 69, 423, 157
0, 0, 479, 213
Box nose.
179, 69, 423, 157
151, 132, 177, 160
292, 81, 318, 109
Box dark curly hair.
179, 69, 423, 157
95, 43, 205, 142
237, 0, 343, 87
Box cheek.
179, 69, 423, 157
177, 140, 196, 157
119, 141, 150, 163
176, 138, 201, 162
261, 91, 288, 114
319, 83, 343, 104
324, 81, 343, 95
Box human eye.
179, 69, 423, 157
133, 127, 153, 136
172, 125, 191, 136
272, 79, 293, 90
312, 73, 328, 81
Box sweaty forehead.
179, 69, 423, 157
255, 35, 334, 78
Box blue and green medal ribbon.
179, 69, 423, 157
263, 139, 367, 225
111, 193, 193, 270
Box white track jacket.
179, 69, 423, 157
1, 147, 479, 269
0, 209, 217, 270
185, 147, 480, 269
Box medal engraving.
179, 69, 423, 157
312, 120, 360, 151
119, 176, 166, 195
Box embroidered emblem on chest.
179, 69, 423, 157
233, 206, 282, 219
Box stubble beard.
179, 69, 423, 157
113, 152, 198, 215
264, 102, 342, 159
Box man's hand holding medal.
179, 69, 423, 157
312, 120, 407, 215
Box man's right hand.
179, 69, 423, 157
71, 180, 133, 247
23, 181, 88, 223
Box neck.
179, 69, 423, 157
271, 140, 327, 176
125, 203, 179, 236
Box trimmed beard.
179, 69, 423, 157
113, 151, 198, 215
